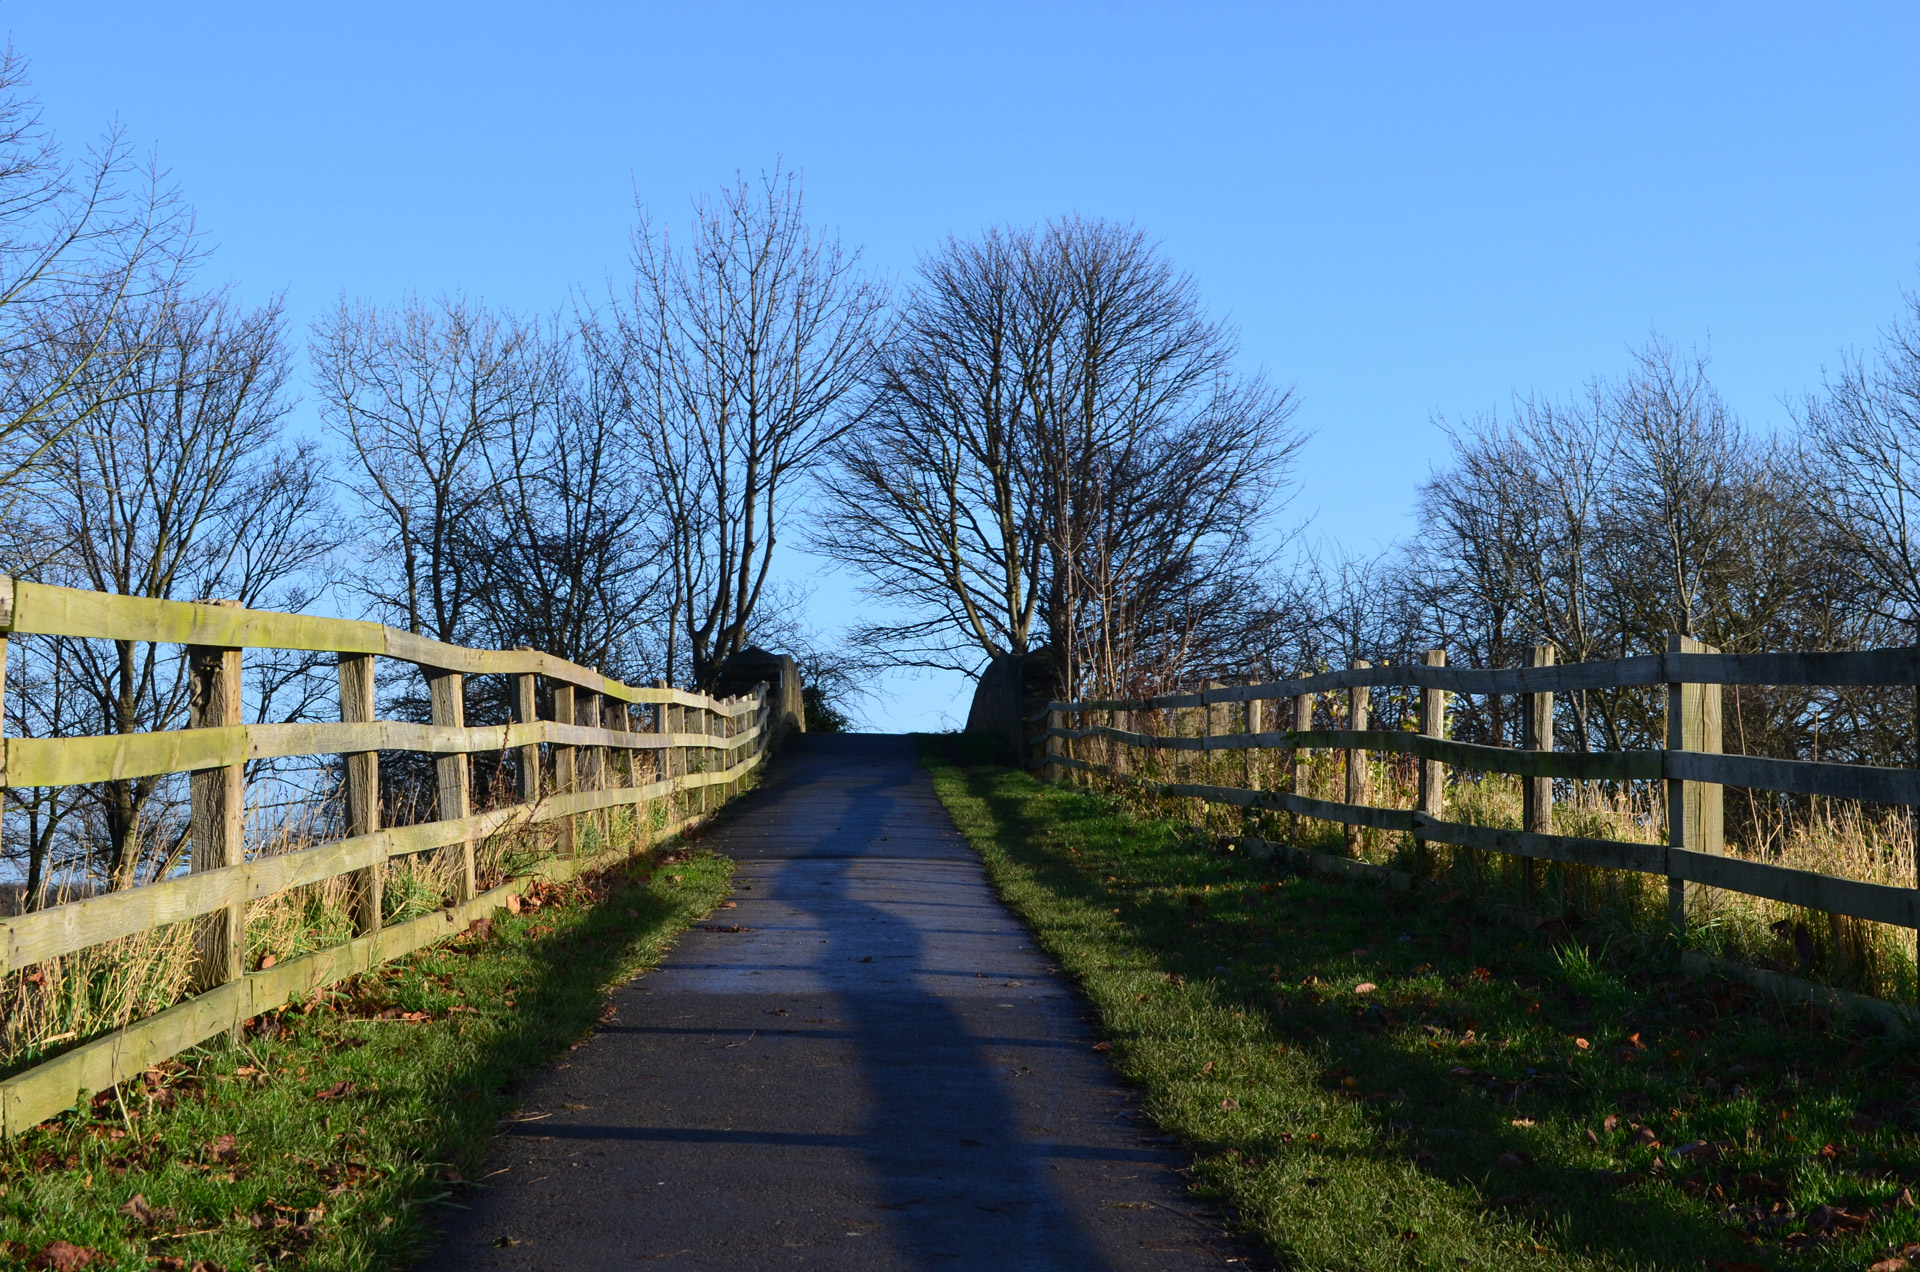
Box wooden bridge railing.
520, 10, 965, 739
1032, 635, 1920, 942
0, 576, 778, 1136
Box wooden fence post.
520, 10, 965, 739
1244, 696, 1263, 791
1522, 644, 1556, 905
513, 662, 540, 804
1415, 650, 1447, 877
1044, 707, 1064, 782
581, 687, 605, 849
188, 609, 245, 993
338, 653, 381, 937
0, 578, 10, 884
427, 669, 475, 901
608, 699, 636, 838
1292, 690, 1313, 849
1666, 633, 1723, 939
552, 682, 577, 857
1345, 660, 1371, 854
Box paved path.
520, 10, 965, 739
425, 734, 1249, 1271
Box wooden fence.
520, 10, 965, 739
1034, 635, 1920, 943
0, 576, 777, 1136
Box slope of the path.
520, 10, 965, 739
423, 734, 1253, 1271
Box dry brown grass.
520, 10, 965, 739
1069, 729, 1920, 1003
0, 782, 704, 1079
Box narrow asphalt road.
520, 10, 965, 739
423, 733, 1254, 1271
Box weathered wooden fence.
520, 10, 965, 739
0, 577, 778, 1136
1035, 635, 1920, 944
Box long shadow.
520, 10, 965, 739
946, 757, 1896, 1270
420, 734, 1202, 1270
711, 734, 1156, 1266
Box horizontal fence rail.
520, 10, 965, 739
1032, 636, 1920, 947
0, 576, 783, 1136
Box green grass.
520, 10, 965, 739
920, 737, 1920, 1272
0, 846, 732, 1270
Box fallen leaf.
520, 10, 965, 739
1354, 982, 1377, 994
1498, 1151, 1531, 1167
205, 1134, 238, 1162
1869, 1259, 1909, 1272
1602, 1113, 1619, 1133
1574, 1037, 1590, 1049
506, 894, 523, 915
33, 1242, 99, 1270
1220, 1097, 1240, 1110
117, 1193, 166, 1226
313, 1081, 356, 1101
1091, 1041, 1112, 1052
258, 953, 276, 970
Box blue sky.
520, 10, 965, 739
8, 3, 1918, 729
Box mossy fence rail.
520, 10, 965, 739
1032, 636, 1920, 946
0, 576, 773, 1137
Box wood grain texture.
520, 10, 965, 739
2, 580, 764, 712
1052, 645, 1920, 713
187, 628, 244, 992
514, 670, 540, 802
338, 653, 381, 937
428, 670, 475, 903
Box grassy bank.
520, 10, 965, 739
922, 738, 1920, 1272
0, 844, 731, 1270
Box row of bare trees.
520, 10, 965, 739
0, 44, 873, 901
1240, 308, 1920, 806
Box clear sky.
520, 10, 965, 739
7, 3, 1918, 729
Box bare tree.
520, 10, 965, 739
615, 167, 886, 689
6, 286, 332, 896
816, 229, 1043, 673
0, 45, 188, 501
816, 218, 1301, 700
312, 293, 543, 644
466, 319, 664, 676
1803, 284, 1920, 637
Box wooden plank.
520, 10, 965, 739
427, 670, 475, 903
0, 803, 545, 973
3, 580, 771, 714
1050, 645, 1920, 714
1664, 751, 1920, 805
0, 875, 527, 1138
187, 622, 244, 993
1409, 812, 1668, 875
1669, 849, 1920, 930
0, 979, 251, 1138
338, 654, 381, 937
2, 717, 729, 790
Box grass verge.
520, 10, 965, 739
921, 737, 1920, 1272
0, 844, 731, 1271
